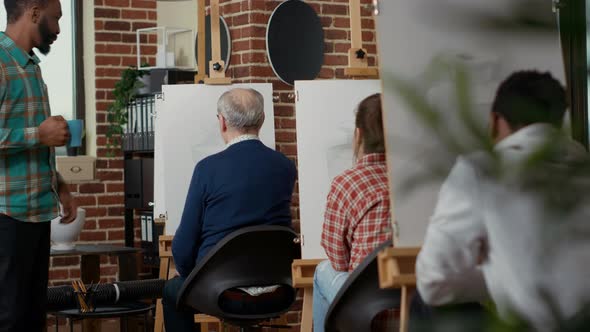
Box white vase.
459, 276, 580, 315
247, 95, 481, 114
51, 208, 86, 251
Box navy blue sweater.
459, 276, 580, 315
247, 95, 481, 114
171, 140, 297, 277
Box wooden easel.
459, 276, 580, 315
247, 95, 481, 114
194, 0, 207, 83
377, 246, 421, 332
291, 259, 324, 332
153, 235, 223, 332
344, 0, 379, 78
203, 0, 232, 85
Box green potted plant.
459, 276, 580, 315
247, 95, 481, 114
106, 66, 148, 155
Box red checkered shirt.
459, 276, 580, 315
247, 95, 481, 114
321, 153, 394, 272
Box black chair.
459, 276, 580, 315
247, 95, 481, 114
325, 241, 401, 332
176, 225, 300, 331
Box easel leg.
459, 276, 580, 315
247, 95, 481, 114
154, 299, 165, 332
400, 286, 415, 332
300, 287, 313, 332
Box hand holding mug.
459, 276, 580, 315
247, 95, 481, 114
39, 116, 70, 147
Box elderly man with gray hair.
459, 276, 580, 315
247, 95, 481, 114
162, 88, 297, 332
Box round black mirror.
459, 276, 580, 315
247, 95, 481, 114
267, 0, 325, 86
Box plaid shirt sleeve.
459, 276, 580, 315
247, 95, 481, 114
321, 175, 350, 272
0, 65, 39, 152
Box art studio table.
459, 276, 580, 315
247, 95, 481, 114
50, 245, 141, 332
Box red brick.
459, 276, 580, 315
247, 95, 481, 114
324, 42, 335, 53
95, 32, 122, 42
69, 269, 81, 279
242, 52, 266, 64
361, 18, 375, 30
250, 39, 266, 50
95, 8, 120, 19
230, 28, 242, 41
121, 56, 138, 67
79, 183, 105, 194
85, 207, 108, 218
49, 269, 69, 280
121, 9, 146, 20
324, 54, 348, 66
250, 12, 269, 25
108, 230, 125, 241
108, 207, 125, 217
241, 26, 266, 39
147, 11, 156, 20
321, 17, 333, 28
96, 78, 119, 89
325, 29, 347, 40
334, 17, 350, 28
95, 21, 104, 30
131, 0, 156, 9
318, 67, 335, 79
100, 265, 119, 276
322, 4, 347, 16
221, 2, 241, 15
275, 131, 296, 143
96, 56, 121, 66
83, 220, 97, 230
132, 22, 157, 31
79, 231, 107, 242
274, 105, 294, 117
104, 0, 129, 7
75, 195, 97, 207
108, 159, 124, 169
107, 183, 125, 192
233, 13, 249, 26
98, 219, 124, 228
98, 194, 124, 205
279, 118, 296, 129
362, 31, 374, 42
96, 171, 123, 182
123, 33, 146, 44
51, 257, 80, 267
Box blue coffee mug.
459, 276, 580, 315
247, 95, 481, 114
67, 120, 84, 148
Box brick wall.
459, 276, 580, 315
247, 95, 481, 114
48, 0, 158, 287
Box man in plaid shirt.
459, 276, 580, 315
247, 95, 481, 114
313, 94, 395, 332
0, 1, 77, 331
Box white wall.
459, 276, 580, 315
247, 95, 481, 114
376, 0, 564, 246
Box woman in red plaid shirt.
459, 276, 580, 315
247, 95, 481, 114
313, 93, 395, 331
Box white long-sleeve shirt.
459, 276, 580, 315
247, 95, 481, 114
417, 124, 590, 330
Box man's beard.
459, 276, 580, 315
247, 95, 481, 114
36, 16, 56, 55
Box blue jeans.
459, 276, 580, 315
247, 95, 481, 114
313, 260, 349, 332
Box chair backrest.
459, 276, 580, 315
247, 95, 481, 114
176, 225, 300, 322
325, 241, 401, 332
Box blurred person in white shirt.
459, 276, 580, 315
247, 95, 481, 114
416, 70, 590, 331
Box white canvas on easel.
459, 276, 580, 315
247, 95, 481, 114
154, 83, 276, 235
296, 80, 382, 259
376, 0, 564, 246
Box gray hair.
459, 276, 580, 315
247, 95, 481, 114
217, 88, 265, 131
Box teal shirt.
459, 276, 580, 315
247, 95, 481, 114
0, 32, 59, 222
